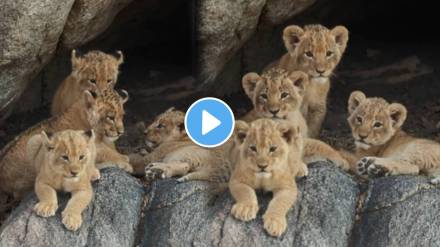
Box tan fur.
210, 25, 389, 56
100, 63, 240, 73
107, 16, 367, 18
240, 68, 348, 171
31, 130, 98, 231
229, 119, 305, 237
0, 89, 131, 200
129, 108, 233, 182
266, 24, 349, 138
347, 91, 440, 181
51, 50, 124, 116
241, 68, 309, 138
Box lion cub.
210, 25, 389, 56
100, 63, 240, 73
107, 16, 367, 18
31, 130, 98, 231
130, 108, 233, 182
266, 24, 349, 137
241, 68, 349, 171
229, 119, 305, 237
51, 50, 124, 115
348, 91, 440, 182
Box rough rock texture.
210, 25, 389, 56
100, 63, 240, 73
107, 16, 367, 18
0, 0, 75, 120
141, 162, 359, 246
262, 0, 316, 25
198, 0, 266, 83
354, 176, 440, 247
0, 168, 144, 247
61, 0, 134, 49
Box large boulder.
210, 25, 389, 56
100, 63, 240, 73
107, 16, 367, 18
0, 0, 75, 120
261, 0, 316, 25
141, 162, 359, 246
0, 168, 145, 247
353, 176, 440, 247
61, 0, 134, 49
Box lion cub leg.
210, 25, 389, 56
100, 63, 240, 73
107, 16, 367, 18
263, 185, 298, 237
145, 161, 191, 181
356, 156, 419, 178
34, 182, 58, 217
61, 187, 93, 231
229, 181, 259, 222
306, 103, 326, 138
303, 138, 350, 171
96, 143, 133, 173
426, 168, 440, 184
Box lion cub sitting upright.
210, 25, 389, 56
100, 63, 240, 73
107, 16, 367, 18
229, 119, 305, 237
51, 50, 124, 115
348, 91, 440, 182
267, 24, 349, 137
30, 129, 99, 231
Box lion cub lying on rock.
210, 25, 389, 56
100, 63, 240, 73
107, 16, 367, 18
31, 130, 98, 231
130, 108, 234, 182
229, 119, 305, 237
348, 91, 440, 182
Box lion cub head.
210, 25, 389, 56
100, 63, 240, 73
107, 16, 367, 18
142, 107, 186, 149
283, 24, 348, 82
234, 119, 302, 177
347, 91, 407, 150
38, 130, 96, 179
71, 50, 124, 93
82, 88, 129, 142
242, 68, 308, 119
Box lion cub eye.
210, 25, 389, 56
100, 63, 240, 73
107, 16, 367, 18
356, 116, 363, 124
326, 51, 334, 57
89, 79, 96, 84
269, 146, 277, 153
107, 116, 115, 122
281, 92, 289, 99
107, 79, 113, 84
79, 155, 85, 161
156, 123, 164, 129
373, 122, 383, 128
260, 94, 268, 100
249, 145, 257, 152
305, 51, 314, 58
61, 155, 69, 161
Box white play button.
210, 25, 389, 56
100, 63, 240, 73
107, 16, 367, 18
202, 110, 221, 135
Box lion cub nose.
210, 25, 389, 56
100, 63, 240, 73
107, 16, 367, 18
258, 163, 268, 170
269, 109, 280, 115
316, 69, 325, 74
71, 171, 79, 177
359, 134, 368, 139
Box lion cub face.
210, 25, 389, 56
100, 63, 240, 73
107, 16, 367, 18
83, 88, 128, 141
235, 119, 301, 177
283, 24, 348, 82
41, 130, 95, 179
71, 50, 124, 93
347, 91, 407, 149
143, 107, 186, 149
242, 68, 308, 119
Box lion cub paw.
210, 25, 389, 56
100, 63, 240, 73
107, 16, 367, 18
356, 157, 375, 176
90, 168, 101, 181
145, 163, 171, 181
263, 213, 287, 237
62, 210, 82, 231
34, 202, 58, 217
231, 202, 258, 222
367, 163, 391, 178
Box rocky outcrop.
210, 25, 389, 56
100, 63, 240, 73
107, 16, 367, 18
353, 176, 440, 247
141, 163, 359, 246
0, 168, 145, 247
61, 0, 134, 49
262, 0, 316, 25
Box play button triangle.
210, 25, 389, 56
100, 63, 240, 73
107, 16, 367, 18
202, 110, 221, 135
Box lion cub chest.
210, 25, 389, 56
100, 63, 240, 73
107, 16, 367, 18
254, 173, 276, 191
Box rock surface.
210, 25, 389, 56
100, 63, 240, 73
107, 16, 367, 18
262, 0, 316, 25
0, 0, 75, 120
141, 162, 359, 246
0, 168, 145, 247
61, 0, 134, 49
354, 176, 440, 247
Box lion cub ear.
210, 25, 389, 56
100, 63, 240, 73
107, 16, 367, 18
234, 120, 249, 144
277, 121, 300, 144
283, 25, 305, 54
119, 89, 129, 104
330, 26, 349, 54
242, 72, 262, 99
83, 129, 95, 142
71, 49, 83, 71
41, 131, 54, 150
289, 71, 308, 95
388, 103, 407, 129
348, 91, 366, 114
115, 50, 124, 66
